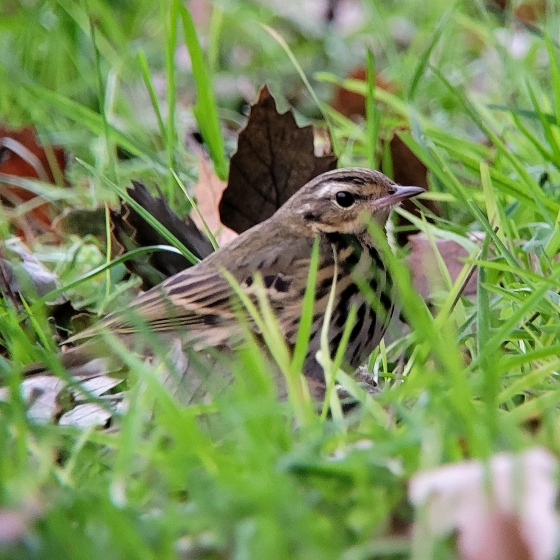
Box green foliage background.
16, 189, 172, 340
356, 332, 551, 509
1, 0, 560, 558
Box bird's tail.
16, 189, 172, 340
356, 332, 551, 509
24, 338, 123, 378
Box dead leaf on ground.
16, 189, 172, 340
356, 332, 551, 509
409, 447, 559, 560
330, 66, 397, 119
0, 238, 93, 348
330, 74, 441, 244
58, 402, 115, 429
219, 84, 337, 234
58, 375, 127, 429
384, 132, 442, 245
407, 232, 481, 302
0, 125, 67, 240
193, 154, 238, 246
0, 499, 42, 545
111, 181, 214, 289
489, 0, 546, 24
0, 375, 64, 424
0, 237, 66, 305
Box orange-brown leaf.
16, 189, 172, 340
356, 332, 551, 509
193, 154, 238, 245
0, 125, 67, 238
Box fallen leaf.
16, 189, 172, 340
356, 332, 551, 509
219, 84, 337, 234
330, 66, 397, 119
69, 375, 124, 402
111, 181, 214, 289
0, 375, 65, 423
0, 125, 67, 239
489, 0, 546, 24
384, 132, 441, 245
58, 402, 114, 429
0, 499, 42, 545
330, 74, 440, 244
193, 154, 238, 245
1, 237, 66, 304
409, 448, 559, 560
407, 233, 481, 301
513, 1, 546, 23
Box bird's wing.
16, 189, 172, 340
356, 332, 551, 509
69, 234, 316, 346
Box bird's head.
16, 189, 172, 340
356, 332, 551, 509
282, 168, 424, 236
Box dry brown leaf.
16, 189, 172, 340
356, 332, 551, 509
193, 154, 238, 245
0, 499, 41, 545
409, 448, 559, 560
0, 125, 67, 239
219, 84, 337, 234
513, 1, 546, 23
384, 132, 441, 245
0, 375, 64, 423
1, 237, 66, 305
330, 72, 440, 244
407, 233, 481, 301
489, 0, 546, 23
58, 402, 114, 429
111, 181, 214, 288
330, 66, 397, 119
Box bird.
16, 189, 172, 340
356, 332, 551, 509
24, 168, 424, 412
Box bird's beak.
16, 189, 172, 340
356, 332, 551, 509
376, 185, 425, 209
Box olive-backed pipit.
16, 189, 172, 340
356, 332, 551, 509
26, 168, 423, 402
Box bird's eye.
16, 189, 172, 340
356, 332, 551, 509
335, 191, 355, 208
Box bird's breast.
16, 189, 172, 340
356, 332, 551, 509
300, 233, 394, 376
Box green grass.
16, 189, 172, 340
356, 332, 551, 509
1, 0, 560, 558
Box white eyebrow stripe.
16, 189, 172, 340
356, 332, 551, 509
317, 183, 335, 197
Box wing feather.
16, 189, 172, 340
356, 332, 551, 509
69, 232, 318, 347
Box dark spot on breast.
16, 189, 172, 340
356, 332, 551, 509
368, 246, 384, 268
286, 328, 297, 340
326, 232, 344, 246
349, 303, 366, 343
319, 275, 333, 291
344, 249, 360, 269
367, 309, 378, 340
330, 331, 343, 356
264, 275, 275, 288
335, 312, 347, 328
351, 342, 364, 365
316, 275, 333, 299
380, 291, 392, 312
339, 283, 359, 307
245, 276, 253, 287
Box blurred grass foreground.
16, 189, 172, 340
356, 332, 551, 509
1, 0, 560, 558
